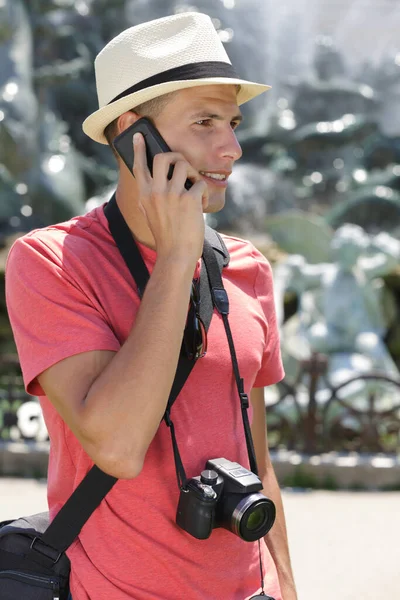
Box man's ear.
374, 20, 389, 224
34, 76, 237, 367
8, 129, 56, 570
116, 110, 141, 136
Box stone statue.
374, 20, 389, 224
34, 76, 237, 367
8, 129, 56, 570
277, 224, 400, 388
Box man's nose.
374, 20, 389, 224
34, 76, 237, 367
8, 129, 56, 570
219, 128, 243, 161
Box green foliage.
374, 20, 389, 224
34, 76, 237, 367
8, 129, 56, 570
283, 466, 318, 489
283, 466, 340, 490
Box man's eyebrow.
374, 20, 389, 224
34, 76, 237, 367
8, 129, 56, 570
189, 111, 243, 122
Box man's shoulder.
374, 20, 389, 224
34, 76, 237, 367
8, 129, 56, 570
8, 206, 107, 265
218, 232, 270, 267
216, 232, 274, 295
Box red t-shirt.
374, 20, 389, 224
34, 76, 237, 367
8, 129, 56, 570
6, 204, 284, 600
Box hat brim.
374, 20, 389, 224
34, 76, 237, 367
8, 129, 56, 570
82, 77, 271, 144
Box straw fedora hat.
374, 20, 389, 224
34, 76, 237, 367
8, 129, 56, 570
82, 12, 271, 144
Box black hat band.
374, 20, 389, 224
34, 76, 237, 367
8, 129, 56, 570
108, 61, 240, 104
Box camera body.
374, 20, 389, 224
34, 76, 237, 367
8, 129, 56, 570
176, 457, 276, 542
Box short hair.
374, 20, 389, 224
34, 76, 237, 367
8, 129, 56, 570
104, 92, 178, 159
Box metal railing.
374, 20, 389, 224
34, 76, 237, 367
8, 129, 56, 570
0, 355, 48, 442
1, 354, 399, 453
266, 353, 400, 454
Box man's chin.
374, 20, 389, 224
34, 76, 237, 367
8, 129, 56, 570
203, 195, 226, 214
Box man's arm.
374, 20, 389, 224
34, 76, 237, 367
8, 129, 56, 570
36, 136, 208, 480
38, 255, 197, 479
250, 387, 297, 600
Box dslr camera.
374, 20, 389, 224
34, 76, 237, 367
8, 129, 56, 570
176, 458, 276, 542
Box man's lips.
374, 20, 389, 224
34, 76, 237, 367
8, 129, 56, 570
199, 170, 232, 186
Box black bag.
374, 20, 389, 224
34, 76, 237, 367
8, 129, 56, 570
0, 513, 69, 600
0, 195, 229, 600
0, 461, 125, 600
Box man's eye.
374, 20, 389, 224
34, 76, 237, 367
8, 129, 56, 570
231, 121, 240, 130
195, 119, 212, 126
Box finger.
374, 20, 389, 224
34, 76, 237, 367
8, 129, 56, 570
185, 179, 209, 210
152, 152, 202, 190
168, 160, 197, 196
132, 133, 151, 183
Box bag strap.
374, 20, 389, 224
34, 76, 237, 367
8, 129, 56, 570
104, 194, 226, 412
166, 230, 227, 406
104, 194, 226, 490
28, 465, 117, 565
104, 193, 229, 298
28, 194, 228, 564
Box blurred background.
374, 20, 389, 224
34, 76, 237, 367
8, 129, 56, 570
1, 1, 400, 598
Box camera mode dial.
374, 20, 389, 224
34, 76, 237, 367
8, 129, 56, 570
200, 469, 218, 485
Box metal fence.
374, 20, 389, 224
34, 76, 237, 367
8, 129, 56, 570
266, 353, 400, 454
1, 354, 400, 454
0, 355, 48, 443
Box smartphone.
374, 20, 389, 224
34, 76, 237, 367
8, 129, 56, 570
113, 117, 193, 191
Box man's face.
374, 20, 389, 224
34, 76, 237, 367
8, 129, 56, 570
152, 84, 243, 213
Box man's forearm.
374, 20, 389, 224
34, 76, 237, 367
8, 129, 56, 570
81, 254, 196, 477
261, 466, 297, 600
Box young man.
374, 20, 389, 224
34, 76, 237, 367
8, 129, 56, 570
6, 12, 297, 600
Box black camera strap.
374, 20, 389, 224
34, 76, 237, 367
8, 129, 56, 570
103, 193, 258, 487
104, 193, 229, 490
201, 244, 270, 596
202, 238, 259, 476
200, 245, 271, 598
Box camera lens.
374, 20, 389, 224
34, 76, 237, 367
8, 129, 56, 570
246, 505, 266, 531
232, 494, 276, 542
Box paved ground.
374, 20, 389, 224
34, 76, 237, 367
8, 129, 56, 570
1, 479, 399, 600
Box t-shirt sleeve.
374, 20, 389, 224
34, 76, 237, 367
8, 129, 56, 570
251, 247, 285, 388
6, 234, 120, 396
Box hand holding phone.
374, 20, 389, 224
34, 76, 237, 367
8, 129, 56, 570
112, 117, 208, 262
113, 117, 193, 190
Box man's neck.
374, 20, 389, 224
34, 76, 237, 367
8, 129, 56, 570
115, 177, 157, 250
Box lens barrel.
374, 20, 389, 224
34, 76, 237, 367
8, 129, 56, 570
231, 493, 276, 542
